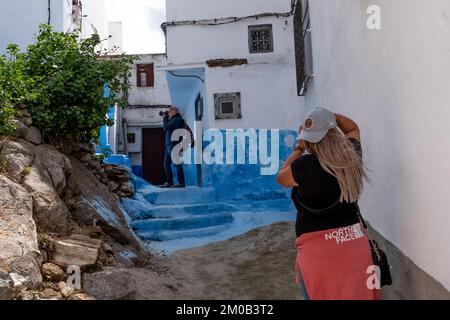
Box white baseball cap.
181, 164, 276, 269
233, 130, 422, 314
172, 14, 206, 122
298, 107, 337, 143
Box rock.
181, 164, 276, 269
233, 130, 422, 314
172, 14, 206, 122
19, 290, 35, 300
41, 263, 65, 282
51, 236, 101, 268
108, 181, 119, 191
78, 142, 96, 154
40, 288, 62, 300
64, 156, 145, 252
22, 117, 33, 127
68, 292, 95, 300
87, 159, 102, 171
35, 144, 73, 195
13, 119, 29, 138
0, 139, 72, 234
40, 250, 49, 264
114, 251, 137, 267
57, 281, 74, 298
103, 243, 114, 255
23, 126, 42, 145
0, 139, 35, 182
0, 272, 13, 300
115, 190, 127, 198
9, 272, 29, 294
78, 152, 91, 162
70, 226, 103, 239
83, 267, 136, 300
119, 181, 135, 194
0, 176, 42, 290
18, 108, 31, 117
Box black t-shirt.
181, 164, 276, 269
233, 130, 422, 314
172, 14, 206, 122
290, 139, 362, 237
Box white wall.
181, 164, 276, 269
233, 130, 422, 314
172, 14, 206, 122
108, 21, 123, 54
307, 0, 450, 290
165, 0, 304, 130
205, 62, 303, 130
0, 0, 110, 54
166, 0, 292, 21
128, 54, 172, 106
0, 0, 68, 53
82, 0, 109, 41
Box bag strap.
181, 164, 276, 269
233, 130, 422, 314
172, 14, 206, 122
292, 187, 340, 214
355, 204, 382, 261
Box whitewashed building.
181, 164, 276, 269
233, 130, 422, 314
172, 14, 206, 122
116, 54, 173, 184
111, 0, 303, 189
299, 0, 450, 298
155, 0, 304, 190
0, 0, 111, 54
164, 0, 305, 131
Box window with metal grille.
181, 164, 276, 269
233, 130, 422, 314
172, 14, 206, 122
294, 0, 314, 96
214, 93, 242, 119
248, 24, 274, 53
137, 64, 154, 87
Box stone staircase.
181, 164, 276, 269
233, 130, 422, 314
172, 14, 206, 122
127, 187, 236, 241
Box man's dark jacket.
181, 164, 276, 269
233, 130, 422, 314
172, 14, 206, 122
163, 113, 185, 152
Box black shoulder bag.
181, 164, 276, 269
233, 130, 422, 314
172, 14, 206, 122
292, 188, 392, 287
355, 204, 393, 287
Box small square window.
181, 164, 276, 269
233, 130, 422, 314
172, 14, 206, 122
214, 93, 241, 120
136, 64, 154, 87
220, 102, 235, 115
248, 24, 274, 53
127, 133, 136, 144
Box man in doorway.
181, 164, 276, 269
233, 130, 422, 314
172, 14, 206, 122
162, 107, 186, 188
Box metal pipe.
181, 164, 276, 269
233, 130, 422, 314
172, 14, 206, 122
48, 0, 51, 24
168, 71, 204, 83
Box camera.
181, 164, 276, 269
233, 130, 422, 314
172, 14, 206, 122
159, 110, 169, 117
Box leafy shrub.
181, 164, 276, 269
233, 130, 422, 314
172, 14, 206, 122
0, 44, 35, 135
0, 25, 134, 145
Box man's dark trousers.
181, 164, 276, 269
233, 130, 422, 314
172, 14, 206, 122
164, 147, 185, 186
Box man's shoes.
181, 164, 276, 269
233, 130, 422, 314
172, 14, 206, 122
160, 182, 172, 188
172, 184, 186, 188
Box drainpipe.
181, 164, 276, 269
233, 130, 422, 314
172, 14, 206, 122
47, 0, 51, 24
122, 118, 128, 155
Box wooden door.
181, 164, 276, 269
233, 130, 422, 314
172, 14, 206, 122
142, 128, 166, 186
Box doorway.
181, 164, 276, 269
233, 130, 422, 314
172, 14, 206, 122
142, 128, 166, 186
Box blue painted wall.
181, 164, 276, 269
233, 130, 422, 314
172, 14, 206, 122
97, 84, 115, 154
166, 68, 205, 186
201, 129, 298, 201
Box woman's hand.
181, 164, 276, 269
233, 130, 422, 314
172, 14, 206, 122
335, 113, 360, 141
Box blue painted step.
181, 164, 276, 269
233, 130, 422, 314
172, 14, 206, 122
131, 212, 233, 232
143, 187, 216, 205
137, 224, 231, 241
135, 202, 237, 219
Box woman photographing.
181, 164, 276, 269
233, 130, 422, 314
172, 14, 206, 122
277, 107, 379, 300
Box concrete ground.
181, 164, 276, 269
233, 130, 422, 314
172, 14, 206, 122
130, 221, 302, 300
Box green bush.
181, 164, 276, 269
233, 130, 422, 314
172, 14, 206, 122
0, 25, 134, 144
0, 44, 34, 135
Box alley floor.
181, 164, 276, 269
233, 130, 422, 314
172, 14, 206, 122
128, 221, 302, 300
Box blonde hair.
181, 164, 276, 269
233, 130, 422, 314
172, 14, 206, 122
304, 128, 369, 203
